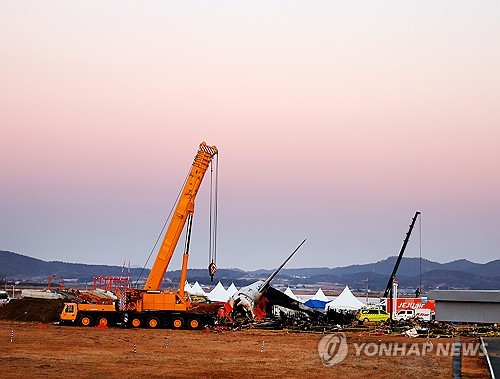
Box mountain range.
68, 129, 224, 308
1, 250, 499, 291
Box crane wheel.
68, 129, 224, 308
79, 315, 93, 327
131, 317, 142, 328
188, 318, 200, 330
97, 316, 109, 326
172, 318, 183, 329
148, 317, 160, 329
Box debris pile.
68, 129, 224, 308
326, 309, 358, 326
382, 319, 500, 338
237, 308, 358, 332
275, 311, 327, 331
75, 290, 114, 304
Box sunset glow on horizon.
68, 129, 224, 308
1, 2, 499, 270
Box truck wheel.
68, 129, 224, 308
172, 317, 183, 329
131, 317, 142, 328
188, 318, 200, 330
148, 317, 160, 329
363, 318, 369, 323
97, 316, 109, 326
79, 315, 93, 327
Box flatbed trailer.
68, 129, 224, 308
60, 302, 215, 329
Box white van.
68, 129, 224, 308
0, 290, 10, 306
395, 308, 432, 321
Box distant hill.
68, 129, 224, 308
275, 256, 497, 277
0, 250, 147, 282
1, 250, 499, 290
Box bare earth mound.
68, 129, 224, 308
0, 299, 64, 323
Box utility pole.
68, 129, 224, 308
365, 277, 369, 305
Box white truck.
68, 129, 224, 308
395, 308, 432, 321
0, 290, 10, 306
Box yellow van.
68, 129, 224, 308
358, 308, 390, 323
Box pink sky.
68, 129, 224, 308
1, 2, 499, 270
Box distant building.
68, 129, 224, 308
428, 290, 500, 324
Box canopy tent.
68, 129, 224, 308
284, 286, 301, 302
325, 286, 365, 311
304, 288, 329, 309
310, 288, 330, 302
184, 281, 193, 294
226, 283, 238, 297
304, 299, 328, 309
207, 281, 229, 302
190, 281, 206, 296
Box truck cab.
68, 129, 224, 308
60, 303, 78, 323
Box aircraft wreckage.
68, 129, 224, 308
221, 239, 324, 324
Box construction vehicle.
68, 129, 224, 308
60, 142, 219, 329
383, 211, 421, 320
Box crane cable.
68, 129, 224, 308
208, 154, 219, 281
419, 213, 422, 294
134, 172, 190, 288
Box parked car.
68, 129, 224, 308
0, 291, 10, 306
358, 308, 390, 323
395, 309, 414, 321
395, 308, 432, 321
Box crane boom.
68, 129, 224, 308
383, 211, 421, 298
144, 142, 218, 291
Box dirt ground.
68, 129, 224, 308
0, 321, 489, 378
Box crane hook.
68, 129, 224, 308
208, 262, 217, 282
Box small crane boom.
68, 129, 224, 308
383, 211, 421, 299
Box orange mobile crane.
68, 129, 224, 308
60, 142, 218, 329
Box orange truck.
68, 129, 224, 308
60, 142, 219, 329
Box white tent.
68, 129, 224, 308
184, 281, 193, 294
311, 288, 330, 302
207, 281, 229, 302
284, 286, 301, 302
325, 286, 365, 311
226, 283, 238, 297
190, 281, 206, 296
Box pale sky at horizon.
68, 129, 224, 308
1, 1, 499, 271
